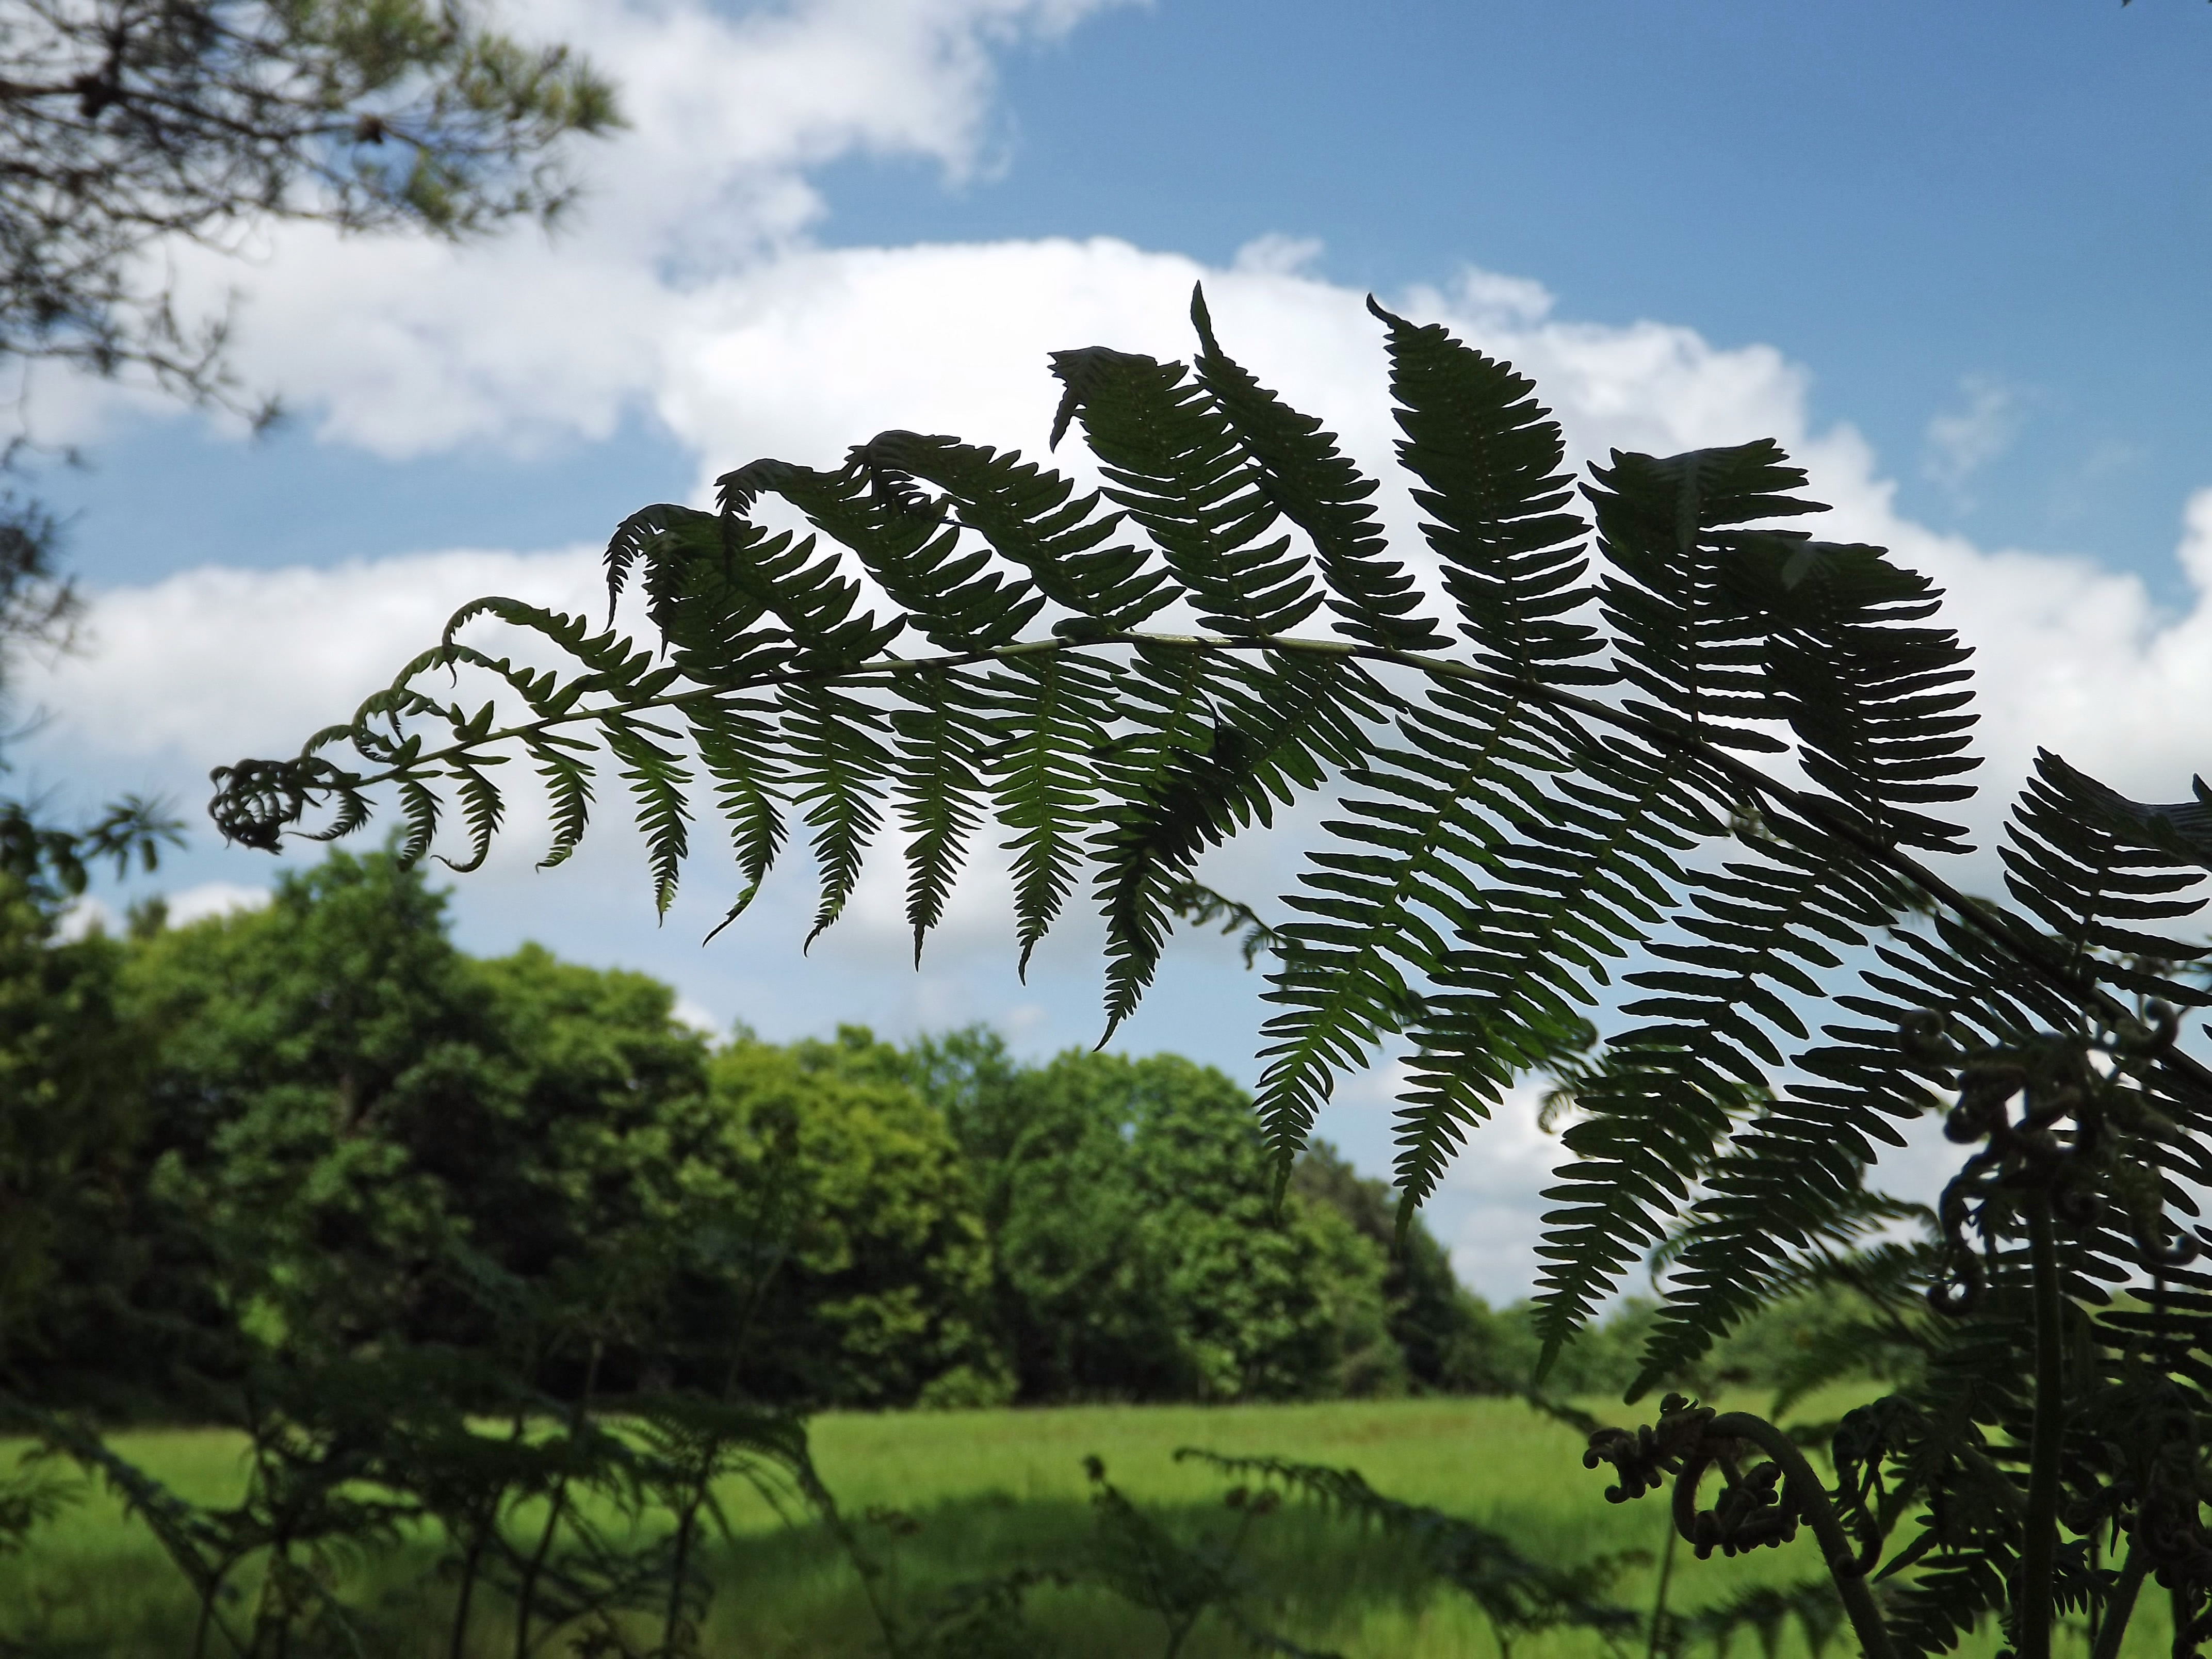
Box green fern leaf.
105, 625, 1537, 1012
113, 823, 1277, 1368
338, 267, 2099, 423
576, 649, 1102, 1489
856, 431, 1174, 628
602, 714, 692, 917
1049, 341, 1322, 637
1191, 285, 1447, 653
982, 652, 1113, 976
782, 685, 893, 946
685, 693, 787, 939
890, 668, 991, 963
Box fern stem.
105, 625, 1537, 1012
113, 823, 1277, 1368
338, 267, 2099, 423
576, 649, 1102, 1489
1704, 1413, 1895, 1659
2089, 1537, 2146, 1659
2022, 1193, 2064, 1659
1642, 1506, 1678, 1659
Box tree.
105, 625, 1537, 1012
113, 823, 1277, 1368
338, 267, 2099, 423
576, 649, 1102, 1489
0, 0, 616, 894
1287, 1140, 1501, 1395
0, 872, 161, 1406
214, 285, 2212, 1659
702, 1028, 1009, 1409
913, 1032, 1393, 1402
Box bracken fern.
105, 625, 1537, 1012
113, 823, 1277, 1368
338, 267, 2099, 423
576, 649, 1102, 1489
213, 287, 2212, 1659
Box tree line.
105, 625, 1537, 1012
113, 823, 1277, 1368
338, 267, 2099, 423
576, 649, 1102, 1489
3, 848, 1877, 1426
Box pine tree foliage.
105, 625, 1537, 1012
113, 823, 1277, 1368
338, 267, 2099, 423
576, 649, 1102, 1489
212, 288, 2212, 1653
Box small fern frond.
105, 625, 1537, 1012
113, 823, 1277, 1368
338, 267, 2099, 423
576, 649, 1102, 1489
890, 668, 990, 963
525, 733, 594, 871
687, 694, 787, 938
1051, 338, 1322, 637
860, 430, 1173, 628
1369, 298, 1604, 681
1192, 285, 1447, 653
983, 653, 1112, 976
1585, 442, 1820, 747
437, 757, 508, 875
603, 714, 692, 917
781, 685, 893, 947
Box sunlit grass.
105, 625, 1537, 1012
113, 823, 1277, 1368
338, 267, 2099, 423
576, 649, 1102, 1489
0, 1395, 2154, 1657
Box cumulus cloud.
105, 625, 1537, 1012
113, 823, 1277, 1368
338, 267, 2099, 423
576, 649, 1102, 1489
23, 0, 1134, 454
1923, 373, 2030, 499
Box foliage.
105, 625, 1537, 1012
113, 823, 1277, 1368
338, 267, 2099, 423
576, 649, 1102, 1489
207, 282, 2212, 1659
1179, 1446, 1641, 1657
0, 0, 619, 401
907, 1027, 1417, 1403
1286, 1138, 1508, 1396
0, 876, 164, 1401
702, 1029, 1010, 1410
8, 850, 1502, 1421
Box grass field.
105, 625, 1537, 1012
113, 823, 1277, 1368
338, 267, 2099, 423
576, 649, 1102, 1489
0, 1396, 2155, 1657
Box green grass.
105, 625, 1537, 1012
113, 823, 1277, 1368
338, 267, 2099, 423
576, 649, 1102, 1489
0, 1397, 2160, 1657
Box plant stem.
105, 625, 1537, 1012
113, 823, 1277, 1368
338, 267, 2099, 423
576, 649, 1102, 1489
2022, 1193, 2065, 1659
662, 1490, 702, 1656
446, 1516, 490, 1659
1704, 1413, 1896, 1659
2089, 1539, 2146, 1659
1644, 1507, 1678, 1659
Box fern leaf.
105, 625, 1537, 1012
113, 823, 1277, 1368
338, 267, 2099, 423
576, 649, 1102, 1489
725, 453, 1045, 652
1369, 298, 1604, 680
856, 430, 1174, 628
1191, 285, 1447, 652
525, 734, 595, 871
781, 685, 893, 946
603, 714, 692, 917
890, 668, 990, 963
983, 652, 1113, 975
1586, 442, 1821, 745
1049, 341, 1322, 637
437, 757, 507, 874
686, 693, 788, 938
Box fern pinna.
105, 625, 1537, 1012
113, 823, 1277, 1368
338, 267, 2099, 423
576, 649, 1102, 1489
213, 287, 2212, 1659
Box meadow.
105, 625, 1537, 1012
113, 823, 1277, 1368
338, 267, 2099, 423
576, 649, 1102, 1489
0, 1396, 2148, 1658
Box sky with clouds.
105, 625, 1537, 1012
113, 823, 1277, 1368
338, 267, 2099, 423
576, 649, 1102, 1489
13, 0, 2212, 1299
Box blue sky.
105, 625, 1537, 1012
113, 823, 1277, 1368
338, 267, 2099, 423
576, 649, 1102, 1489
45, 1, 2212, 597
19, 0, 2212, 1295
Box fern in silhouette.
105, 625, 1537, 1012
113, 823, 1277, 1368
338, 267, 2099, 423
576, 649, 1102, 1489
213, 288, 2212, 1659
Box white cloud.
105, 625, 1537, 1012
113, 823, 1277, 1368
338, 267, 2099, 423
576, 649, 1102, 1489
24, 0, 1136, 455
56, 877, 268, 941
164, 881, 273, 926
1231, 233, 1326, 278
1923, 373, 2029, 496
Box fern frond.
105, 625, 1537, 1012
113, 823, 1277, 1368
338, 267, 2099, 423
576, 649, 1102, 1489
687, 693, 787, 938
858, 430, 1173, 628
889, 668, 990, 963
712, 470, 907, 668
1530, 1052, 1746, 1381
781, 685, 893, 947
1369, 298, 1603, 680
723, 453, 1045, 652
1051, 339, 1322, 637
603, 714, 691, 917
982, 653, 1113, 976
1191, 285, 1447, 653
525, 733, 595, 871
437, 757, 507, 874
1586, 442, 1818, 746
